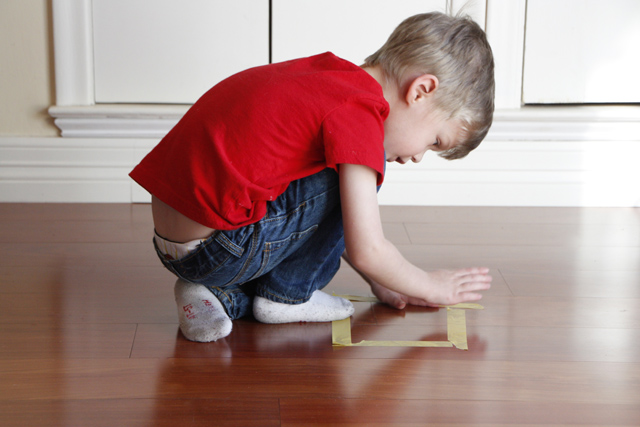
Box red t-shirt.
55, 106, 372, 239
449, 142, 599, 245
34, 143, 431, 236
130, 52, 389, 230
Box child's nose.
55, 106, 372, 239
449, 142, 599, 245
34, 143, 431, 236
411, 152, 424, 163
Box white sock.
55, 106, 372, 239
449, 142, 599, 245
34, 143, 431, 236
253, 290, 354, 324
174, 279, 232, 342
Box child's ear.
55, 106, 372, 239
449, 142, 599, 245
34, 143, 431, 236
406, 74, 439, 104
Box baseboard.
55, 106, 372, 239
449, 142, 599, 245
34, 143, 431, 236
1, 136, 639, 206
0, 137, 155, 203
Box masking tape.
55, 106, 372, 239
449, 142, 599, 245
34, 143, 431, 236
333, 294, 483, 310
446, 308, 468, 350
331, 294, 482, 350
332, 317, 453, 348
334, 295, 381, 303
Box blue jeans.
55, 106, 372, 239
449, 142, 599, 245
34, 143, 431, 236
154, 168, 345, 319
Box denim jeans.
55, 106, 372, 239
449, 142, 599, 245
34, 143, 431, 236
154, 168, 345, 319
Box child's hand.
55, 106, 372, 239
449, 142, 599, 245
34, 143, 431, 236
369, 279, 434, 309
370, 267, 492, 309
420, 267, 492, 306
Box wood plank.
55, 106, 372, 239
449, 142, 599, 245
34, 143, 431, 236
379, 205, 640, 225
500, 268, 640, 298
0, 294, 176, 325
130, 321, 640, 363
0, 219, 140, 243
0, 398, 281, 427
0, 264, 175, 295
280, 398, 640, 426
397, 243, 640, 271
374, 296, 640, 329
404, 221, 640, 247
0, 323, 136, 359
0, 242, 161, 267
0, 203, 149, 222
2, 358, 639, 405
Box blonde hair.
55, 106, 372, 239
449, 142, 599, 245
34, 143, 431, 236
364, 12, 495, 160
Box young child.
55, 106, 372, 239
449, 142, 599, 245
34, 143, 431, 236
130, 12, 494, 342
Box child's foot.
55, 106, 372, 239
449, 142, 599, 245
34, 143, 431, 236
174, 279, 232, 342
253, 290, 354, 324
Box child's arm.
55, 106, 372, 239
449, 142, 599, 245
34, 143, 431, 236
342, 250, 434, 309
339, 163, 491, 307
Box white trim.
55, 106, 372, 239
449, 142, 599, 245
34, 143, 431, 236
51, 0, 95, 106
1, 137, 638, 207
49, 104, 189, 138
486, 0, 526, 109
0, 137, 156, 202
489, 106, 640, 141
49, 104, 640, 142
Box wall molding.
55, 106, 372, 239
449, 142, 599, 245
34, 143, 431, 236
2, 136, 638, 207
49, 104, 189, 138
491, 106, 640, 141
49, 104, 640, 141
51, 0, 94, 106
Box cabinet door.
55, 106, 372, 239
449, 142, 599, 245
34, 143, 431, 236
92, 0, 269, 104
523, 0, 640, 104
272, 0, 448, 64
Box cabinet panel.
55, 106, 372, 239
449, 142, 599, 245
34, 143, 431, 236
272, 0, 447, 64
523, 0, 640, 104
92, 0, 269, 104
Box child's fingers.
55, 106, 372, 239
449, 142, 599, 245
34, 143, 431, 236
459, 275, 492, 287
385, 293, 407, 309
455, 267, 491, 277
371, 283, 408, 309
458, 292, 483, 302
459, 280, 491, 293
457, 272, 492, 293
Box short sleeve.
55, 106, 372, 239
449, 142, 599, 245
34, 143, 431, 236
322, 97, 388, 185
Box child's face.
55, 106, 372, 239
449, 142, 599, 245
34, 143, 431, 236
383, 103, 462, 164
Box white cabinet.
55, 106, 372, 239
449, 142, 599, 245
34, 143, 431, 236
523, 0, 640, 104
92, 0, 269, 104
50, 0, 638, 137
271, 0, 447, 64
90, 0, 487, 104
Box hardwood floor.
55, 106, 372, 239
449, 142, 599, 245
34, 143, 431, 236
1, 203, 639, 426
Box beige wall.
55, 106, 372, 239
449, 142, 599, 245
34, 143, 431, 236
0, 0, 58, 136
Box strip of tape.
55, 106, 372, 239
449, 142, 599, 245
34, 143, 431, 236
446, 308, 468, 350
333, 294, 484, 310
332, 317, 453, 348
331, 294, 482, 350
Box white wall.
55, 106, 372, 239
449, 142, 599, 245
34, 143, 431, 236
0, 0, 58, 136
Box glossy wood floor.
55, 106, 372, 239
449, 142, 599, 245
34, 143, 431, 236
1, 204, 639, 426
